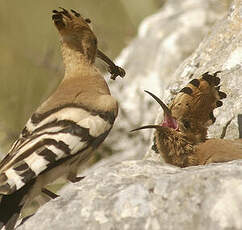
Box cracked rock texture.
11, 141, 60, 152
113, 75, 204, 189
19, 0, 242, 230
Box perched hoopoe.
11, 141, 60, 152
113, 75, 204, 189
0, 8, 124, 230
132, 72, 242, 167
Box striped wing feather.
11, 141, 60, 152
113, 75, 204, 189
0, 105, 113, 195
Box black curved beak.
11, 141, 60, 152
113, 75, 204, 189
144, 90, 172, 117
130, 90, 178, 132
130, 125, 161, 132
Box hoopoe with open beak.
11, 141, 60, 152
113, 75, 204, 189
132, 72, 242, 167
0, 8, 125, 230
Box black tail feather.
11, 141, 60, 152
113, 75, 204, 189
0, 182, 33, 230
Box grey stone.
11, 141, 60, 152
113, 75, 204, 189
18, 160, 242, 230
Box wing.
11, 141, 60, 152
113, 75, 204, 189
0, 104, 114, 195
196, 139, 242, 164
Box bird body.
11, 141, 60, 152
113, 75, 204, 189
195, 138, 242, 164
0, 8, 123, 229
154, 127, 242, 167
132, 72, 242, 168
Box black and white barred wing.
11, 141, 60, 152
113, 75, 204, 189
0, 105, 114, 195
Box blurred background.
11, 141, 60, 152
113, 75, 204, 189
0, 0, 164, 155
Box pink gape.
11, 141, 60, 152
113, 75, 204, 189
161, 114, 179, 130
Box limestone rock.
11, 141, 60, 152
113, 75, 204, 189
18, 160, 242, 230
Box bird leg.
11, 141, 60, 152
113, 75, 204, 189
96, 49, 125, 80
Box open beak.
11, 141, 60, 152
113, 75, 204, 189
131, 90, 178, 132
144, 90, 178, 130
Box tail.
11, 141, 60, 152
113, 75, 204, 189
0, 182, 33, 230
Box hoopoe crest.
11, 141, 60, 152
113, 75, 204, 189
132, 72, 242, 167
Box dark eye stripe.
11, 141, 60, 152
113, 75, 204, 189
182, 120, 191, 129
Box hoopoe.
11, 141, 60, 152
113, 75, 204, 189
0, 8, 124, 230
132, 72, 242, 167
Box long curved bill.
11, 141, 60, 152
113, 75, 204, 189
131, 90, 178, 132
130, 125, 161, 132
144, 90, 172, 116
145, 90, 178, 130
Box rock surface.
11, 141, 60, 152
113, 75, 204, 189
18, 160, 242, 230
18, 0, 242, 230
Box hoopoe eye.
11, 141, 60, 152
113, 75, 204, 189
182, 119, 191, 129
85, 18, 91, 23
